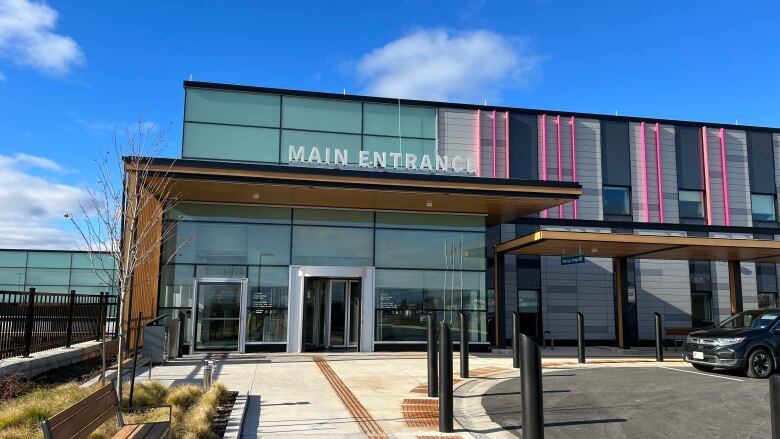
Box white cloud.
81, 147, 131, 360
0, 0, 84, 76
355, 28, 540, 102
76, 118, 158, 136
0, 153, 87, 249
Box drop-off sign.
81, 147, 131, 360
561, 254, 585, 265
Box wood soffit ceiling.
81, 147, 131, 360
140, 161, 582, 225
499, 230, 780, 263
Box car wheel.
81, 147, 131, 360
746, 348, 773, 379
692, 363, 714, 372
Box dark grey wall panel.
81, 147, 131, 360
676, 126, 704, 190
747, 131, 776, 193
600, 120, 631, 186
508, 113, 537, 179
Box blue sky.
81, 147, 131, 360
0, 0, 779, 248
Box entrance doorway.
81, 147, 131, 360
192, 278, 248, 352
303, 278, 361, 351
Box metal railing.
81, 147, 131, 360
0, 288, 117, 360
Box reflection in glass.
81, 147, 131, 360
194, 282, 242, 350
679, 190, 705, 219
603, 186, 631, 216
752, 194, 777, 222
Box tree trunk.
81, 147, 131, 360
115, 292, 125, 403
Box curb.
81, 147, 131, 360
223, 391, 248, 439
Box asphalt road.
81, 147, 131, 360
480, 365, 770, 438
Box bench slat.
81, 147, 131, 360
48, 384, 118, 438
114, 424, 141, 439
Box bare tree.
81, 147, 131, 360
66, 118, 187, 401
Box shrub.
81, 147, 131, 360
166, 384, 203, 412
174, 384, 229, 439
122, 381, 169, 407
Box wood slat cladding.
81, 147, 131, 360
499, 230, 780, 263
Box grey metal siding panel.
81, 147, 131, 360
574, 118, 603, 221
725, 130, 752, 227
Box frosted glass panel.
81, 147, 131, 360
281, 130, 361, 164
183, 122, 280, 163
282, 96, 361, 133
186, 88, 280, 127
293, 209, 373, 227
375, 229, 485, 270
363, 136, 435, 159
291, 226, 373, 266
364, 103, 436, 138
375, 212, 484, 231
27, 252, 71, 268
0, 251, 26, 267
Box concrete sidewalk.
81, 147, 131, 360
136, 350, 683, 438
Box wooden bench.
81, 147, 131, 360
41, 382, 171, 439
664, 327, 694, 352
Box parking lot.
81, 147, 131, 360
463, 365, 770, 438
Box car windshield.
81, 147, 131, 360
718, 312, 780, 329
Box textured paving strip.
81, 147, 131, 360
313, 355, 390, 439
402, 398, 439, 429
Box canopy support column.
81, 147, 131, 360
614, 257, 628, 349
728, 260, 743, 315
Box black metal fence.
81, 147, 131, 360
0, 288, 118, 360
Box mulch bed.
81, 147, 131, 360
211, 391, 238, 438
0, 355, 113, 400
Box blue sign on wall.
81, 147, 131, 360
561, 253, 585, 265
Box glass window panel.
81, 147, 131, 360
0, 251, 27, 267
168, 222, 291, 265
375, 212, 485, 231
691, 292, 713, 324
185, 88, 280, 127
602, 186, 631, 216
293, 208, 374, 227
689, 261, 712, 292
759, 293, 778, 309
363, 136, 436, 161
25, 284, 69, 294
280, 130, 361, 164
69, 269, 113, 287
518, 290, 539, 313
195, 265, 247, 278
375, 229, 485, 270
679, 190, 705, 219
24, 268, 70, 285
291, 226, 373, 266
167, 203, 291, 223
282, 96, 361, 133
159, 264, 195, 308
246, 266, 289, 343
183, 122, 280, 163
363, 103, 436, 138
752, 194, 777, 222
757, 263, 778, 293
26, 252, 71, 268
70, 253, 116, 270
0, 267, 26, 288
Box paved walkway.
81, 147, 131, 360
136, 348, 686, 438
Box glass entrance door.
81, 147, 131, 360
303, 277, 361, 351
192, 278, 247, 351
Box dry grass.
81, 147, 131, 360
0, 381, 230, 439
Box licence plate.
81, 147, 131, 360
692, 351, 704, 360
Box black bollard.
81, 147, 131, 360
576, 312, 585, 364
427, 314, 438, 398
439, 322, 454, 433
512, 312, 520, 368
519, 333, 544, 439
771, 375, 780, 438
460, 312, 469, 378
654, 312, 664, 362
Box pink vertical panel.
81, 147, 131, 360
640, 122, 650, 222
720, 127, 731, 226
475, 109, 481, 177
701, 126, 713, 225
505, 111, 510, 178
492, 110, 497, 178
541, 114, 547, 218
655, 123, 664, 223
571, 116, 578, 219
556, 115, 563, 217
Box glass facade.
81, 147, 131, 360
0, 250, 116, 295
182, 88, 437, 166
160, 203, 487, 345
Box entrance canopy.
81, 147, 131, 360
139, 158, 582, 225
497, 230, 780, 263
